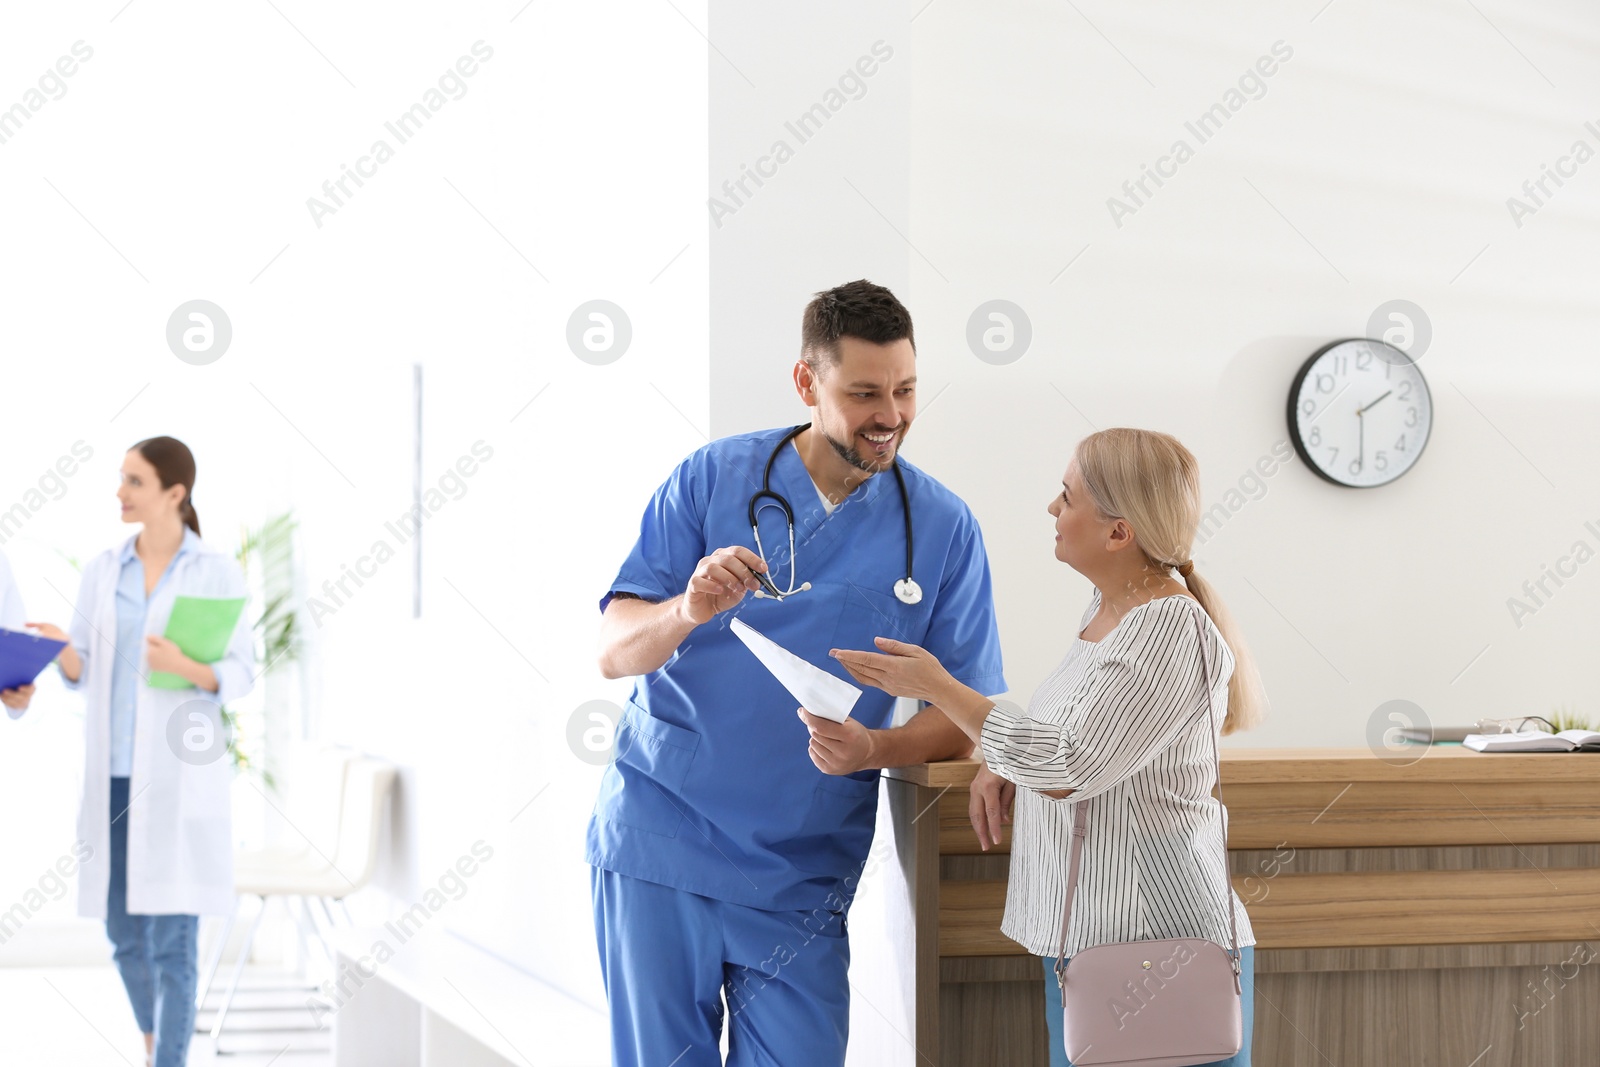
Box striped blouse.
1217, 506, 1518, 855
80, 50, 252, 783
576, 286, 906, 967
978, 589, 1256, 958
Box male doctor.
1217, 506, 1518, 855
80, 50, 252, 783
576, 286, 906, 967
590, 279, 1007, 1065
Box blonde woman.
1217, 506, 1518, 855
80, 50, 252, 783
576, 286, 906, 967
823, 428, 1263, 1066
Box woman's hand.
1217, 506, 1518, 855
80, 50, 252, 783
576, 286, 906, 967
829, 637, 955, 704
969, 763, 1015, 851
0, 684, 35, 712
145, 635, 191, 675
144, 636, 220, 692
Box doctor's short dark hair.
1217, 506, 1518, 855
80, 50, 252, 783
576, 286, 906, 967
800, 279, 915, 376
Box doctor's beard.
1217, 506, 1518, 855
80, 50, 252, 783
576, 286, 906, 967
821, 421, 906, 475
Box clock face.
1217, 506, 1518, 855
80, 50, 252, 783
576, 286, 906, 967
1287, 338, 1432, 488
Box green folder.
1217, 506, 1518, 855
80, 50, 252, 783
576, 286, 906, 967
148, 595, 247, 689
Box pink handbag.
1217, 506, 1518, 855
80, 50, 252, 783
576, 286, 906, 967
1051, 611, 1244, 1067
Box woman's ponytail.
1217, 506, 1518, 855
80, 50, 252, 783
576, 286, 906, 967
1176, 564, 1265, 734
132, 436, 201, 538
1074, 428, 1267, 735
180, 494, 201, 537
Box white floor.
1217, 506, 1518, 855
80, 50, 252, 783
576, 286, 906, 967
0, 965, 331, 1066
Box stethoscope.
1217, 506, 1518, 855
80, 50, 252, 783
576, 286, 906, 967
748, 424, 922, 605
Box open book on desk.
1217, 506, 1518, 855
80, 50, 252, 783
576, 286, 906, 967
1463, 730, 1600, 752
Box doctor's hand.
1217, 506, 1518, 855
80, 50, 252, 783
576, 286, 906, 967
829, 637, 954, 705
1, 684, 35, 712
145, 635, 191, 675
798, 708, 877, 775
679, 546, 768, 626
969, 762, 1015, 851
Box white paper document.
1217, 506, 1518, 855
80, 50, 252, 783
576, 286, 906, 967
730, 618, 862, 723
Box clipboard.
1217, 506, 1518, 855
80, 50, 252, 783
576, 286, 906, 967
0, 627, 67, 691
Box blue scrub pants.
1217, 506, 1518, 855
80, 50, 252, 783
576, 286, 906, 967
591, 868, 852, 1067
1041, 947, 1254, 1067
106, 776, 199, 1067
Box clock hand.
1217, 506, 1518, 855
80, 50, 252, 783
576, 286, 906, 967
1356, 389, 1393, 416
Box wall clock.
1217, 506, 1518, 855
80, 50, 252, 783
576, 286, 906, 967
1287, 338, 1432, 488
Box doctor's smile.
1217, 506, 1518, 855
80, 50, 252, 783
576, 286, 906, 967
854, 423, 903, 460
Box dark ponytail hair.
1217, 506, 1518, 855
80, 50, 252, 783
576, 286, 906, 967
132, 436, 201, 536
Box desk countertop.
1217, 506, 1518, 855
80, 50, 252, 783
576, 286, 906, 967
884, 747, 1600, 789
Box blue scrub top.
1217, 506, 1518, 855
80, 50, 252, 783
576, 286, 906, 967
587, 426, 1007, 913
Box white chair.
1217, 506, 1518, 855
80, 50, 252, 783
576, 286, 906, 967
196, 743, 359, 1015
207, 756, 397, 1053
241, 742, 359, 871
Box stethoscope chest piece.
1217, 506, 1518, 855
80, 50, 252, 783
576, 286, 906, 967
894, 578, 923, 606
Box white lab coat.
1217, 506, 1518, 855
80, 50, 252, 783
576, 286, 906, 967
0, 549, 24, 630
63, 530, 255, 919
1, 549, 29, 720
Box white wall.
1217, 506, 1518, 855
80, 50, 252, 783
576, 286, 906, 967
708, 1, 910, 437
904, 0, 1600, 749
283, 1, 710, 1012
0, 0, 708, 1023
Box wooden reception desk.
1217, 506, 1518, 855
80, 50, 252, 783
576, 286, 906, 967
876, 748, 1600, 1066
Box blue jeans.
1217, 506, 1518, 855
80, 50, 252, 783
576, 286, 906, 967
107, 776, 199, 1067
1042, 946, 1254, 1067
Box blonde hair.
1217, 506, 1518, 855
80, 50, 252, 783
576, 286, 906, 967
1073, 428, 1267, 735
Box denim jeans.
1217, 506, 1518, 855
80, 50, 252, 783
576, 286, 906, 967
1042, 946, 1254, 1067
107, 777, 199, 1067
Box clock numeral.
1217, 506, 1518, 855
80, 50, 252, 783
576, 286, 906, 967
1356, 350, 1373, 372
1308, 427, 1321, 447
1300, 398, 1316, 418
1316, 373, 1336, 394
1398, 381, 1413, 402
1349, 458, 1363, 476
1332, 356, 1349, 376
1395, 434, 1407, 452
1326, 446, 1339, 464
1375, 450, 1388, 472
1404, 407, 1419, 428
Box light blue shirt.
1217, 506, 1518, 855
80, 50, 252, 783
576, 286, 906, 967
108, 529, 196, 777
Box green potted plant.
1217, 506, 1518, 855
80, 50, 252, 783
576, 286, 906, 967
228, 510, 299, 792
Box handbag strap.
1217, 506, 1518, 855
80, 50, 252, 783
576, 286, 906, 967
1053, 603, 1240, 987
